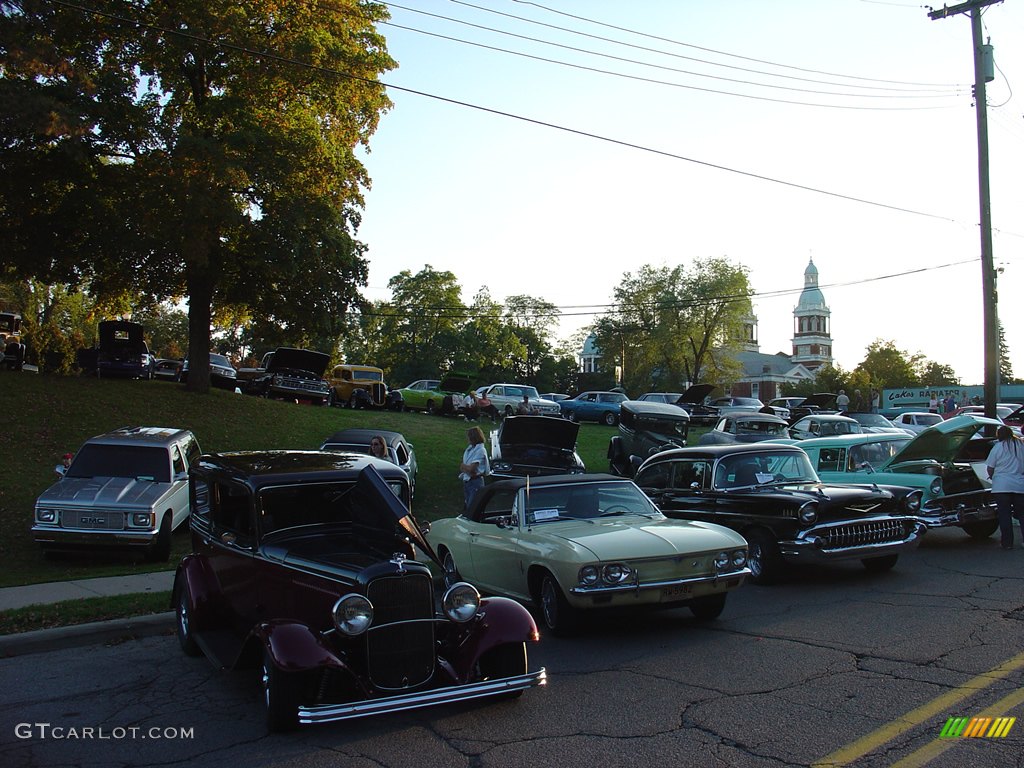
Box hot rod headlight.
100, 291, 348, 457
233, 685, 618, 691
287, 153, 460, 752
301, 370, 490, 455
798, 502, 819, 524
443, 582, 481, 623
332, 594, 374, 636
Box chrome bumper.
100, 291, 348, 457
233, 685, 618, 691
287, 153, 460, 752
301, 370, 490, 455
298, 668, 547, 724
779, 521, 925, 564
569, 568, 751, 596
32, 526, 157, 548
918, 499, 997, 529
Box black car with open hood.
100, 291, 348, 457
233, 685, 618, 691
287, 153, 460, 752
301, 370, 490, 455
608, 400, 690, 477
674, 383, 717, 425
247, 347, 331, 404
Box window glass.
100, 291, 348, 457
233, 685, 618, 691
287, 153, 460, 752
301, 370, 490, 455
816, 448, 843, 473
635, 463, 671, 490
66, 444, 170, 483
172, 446, 185, 476
671, 460, 711, 490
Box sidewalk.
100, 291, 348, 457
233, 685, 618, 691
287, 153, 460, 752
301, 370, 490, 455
0, 571, 177, 658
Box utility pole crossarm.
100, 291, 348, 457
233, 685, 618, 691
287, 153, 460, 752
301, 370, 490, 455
928, 0, 1002, 20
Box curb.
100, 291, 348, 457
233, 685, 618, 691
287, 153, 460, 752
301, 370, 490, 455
0, 612, 176, 658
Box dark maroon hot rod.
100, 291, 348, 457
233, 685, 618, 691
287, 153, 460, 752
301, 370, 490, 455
173, 450, 545, 731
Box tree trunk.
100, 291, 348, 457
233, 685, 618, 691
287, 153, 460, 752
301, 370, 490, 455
185, 260, 213, 394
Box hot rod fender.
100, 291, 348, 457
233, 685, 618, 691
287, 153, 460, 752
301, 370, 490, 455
256, 620, 349, 674
453, 596, 539, 676
173, 554, 225, 631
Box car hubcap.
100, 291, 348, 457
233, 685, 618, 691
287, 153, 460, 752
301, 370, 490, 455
178, 599, 188, 637
542, 581, 557, 628
748, 545, 762, 578
444, 554, 457, 586
262, 664, 271, 708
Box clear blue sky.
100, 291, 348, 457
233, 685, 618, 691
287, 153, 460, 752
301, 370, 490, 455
354, 0, 1024, 384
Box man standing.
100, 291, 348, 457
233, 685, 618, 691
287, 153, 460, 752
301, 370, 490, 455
836, 389, 850, 413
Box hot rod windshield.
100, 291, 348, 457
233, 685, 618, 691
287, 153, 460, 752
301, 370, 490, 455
714, 451, 818, 489
258, 480, 407, 535
522, 481, 659, 524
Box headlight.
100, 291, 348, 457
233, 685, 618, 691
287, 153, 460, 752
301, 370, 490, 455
130, 512, 153, 527
732, 550, 747, 567
443, 582, 481, 623
929, 477, 942, 497
332, 594, 374, 636
714, 551, 730, 569
36, 508, 57, 523
579, 565, 600, 586
799, 502, 819, 524
602, 563, 633, 584
271, 374, 283, 385
494, 462, 512, 472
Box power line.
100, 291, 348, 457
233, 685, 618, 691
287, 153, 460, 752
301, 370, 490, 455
380, 18, 963, 108
508, 0, 962, 88
38, 2, 1016, 236
385, 1, 963, 96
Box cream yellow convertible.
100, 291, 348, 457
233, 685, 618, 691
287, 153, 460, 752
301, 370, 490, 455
428, 474, 749, 635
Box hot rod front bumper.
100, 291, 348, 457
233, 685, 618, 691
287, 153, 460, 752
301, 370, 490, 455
298, 668, 547, 724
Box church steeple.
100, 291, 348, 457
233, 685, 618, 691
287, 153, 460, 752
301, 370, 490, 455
791, 258, 832, 370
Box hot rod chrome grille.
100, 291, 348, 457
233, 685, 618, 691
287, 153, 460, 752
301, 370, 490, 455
371, 383, 387, 405
819, 519, 909, 550
365, 573, 435, 689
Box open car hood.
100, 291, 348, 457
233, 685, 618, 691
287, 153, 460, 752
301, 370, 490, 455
882, 414, 1001, 467
98, 321, 146, 351
802, 392, 838, 408
351, 465, 438, 564
677, 383, 716, 405
267, 347, 330, 376
439, 373, 472, 393
498, 416, 579, 450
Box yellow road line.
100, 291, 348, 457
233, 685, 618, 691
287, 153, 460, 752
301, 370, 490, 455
887, 685, 1024, 768
812, 650, 1024, 767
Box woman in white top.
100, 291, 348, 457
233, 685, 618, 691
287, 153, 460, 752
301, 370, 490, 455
985, 426, 1024, 549
459, 426, 490, 511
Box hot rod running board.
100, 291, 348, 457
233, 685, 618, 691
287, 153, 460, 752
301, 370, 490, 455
298, 668, 547, 724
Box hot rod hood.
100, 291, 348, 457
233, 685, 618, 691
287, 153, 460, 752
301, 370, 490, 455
351, 465, 437, 562
498, 416, 579, 450
543, 517, 745, 559
267, 347, 330, 376
882, 414, 1001, 468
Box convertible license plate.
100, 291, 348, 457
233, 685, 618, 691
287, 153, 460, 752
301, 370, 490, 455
661, 583, 694, 600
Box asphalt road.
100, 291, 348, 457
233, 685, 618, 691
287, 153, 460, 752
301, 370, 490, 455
1, 527, 1022, 768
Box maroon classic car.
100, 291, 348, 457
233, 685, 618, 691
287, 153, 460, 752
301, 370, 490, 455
173, 451, 545, 732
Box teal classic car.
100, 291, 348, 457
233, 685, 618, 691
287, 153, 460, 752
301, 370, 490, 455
796, 414, 1000, 538
427, 474, 749, 635
397, 373, 471, 413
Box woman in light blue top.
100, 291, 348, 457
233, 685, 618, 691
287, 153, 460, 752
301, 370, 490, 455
459, 426, 489, 511
985, 426, 1024, 549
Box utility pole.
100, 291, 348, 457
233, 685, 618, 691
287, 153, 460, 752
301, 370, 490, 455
928, 0, 1001, 419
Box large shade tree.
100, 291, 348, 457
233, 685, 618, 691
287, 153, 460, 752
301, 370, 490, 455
0, 0, 395, 391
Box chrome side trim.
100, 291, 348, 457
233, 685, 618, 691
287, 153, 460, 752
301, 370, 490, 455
297, 668, 547, 724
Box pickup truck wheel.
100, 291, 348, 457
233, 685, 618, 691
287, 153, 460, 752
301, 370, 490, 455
862, 554, 899, 573
602, 411, 618, 426
147, 515, 172, 562
175, 585, 201, 657
962, 520, 998, 539
538, 572, 579, 637
688, 593, 727, 620
262, 651, 300, 732
477, 642, 528, 699
746, 528, 782, 585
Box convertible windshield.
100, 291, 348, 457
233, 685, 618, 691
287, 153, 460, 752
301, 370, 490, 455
735, 420, 788, 437
524, 482, 658, 524
714, 451, 818, 489
66, 444, 170, 482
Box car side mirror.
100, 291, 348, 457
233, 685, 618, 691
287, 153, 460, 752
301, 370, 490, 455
497, 514, 518, 529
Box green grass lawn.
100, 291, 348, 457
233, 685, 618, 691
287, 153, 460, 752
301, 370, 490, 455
0, 372, 693, 589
